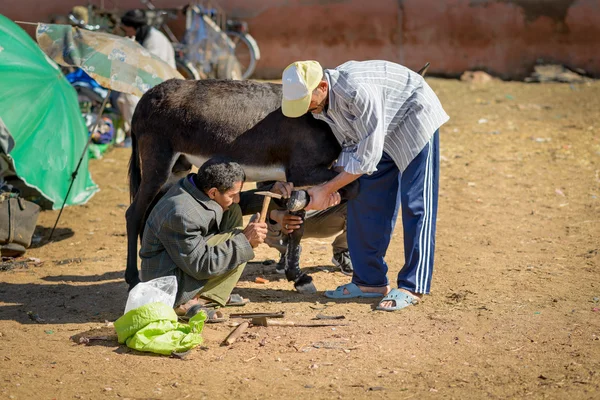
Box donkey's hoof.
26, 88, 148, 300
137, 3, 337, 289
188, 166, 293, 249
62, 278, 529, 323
294, 274, 317, 294
127, 277, 141, 292
287, 190, 309, 212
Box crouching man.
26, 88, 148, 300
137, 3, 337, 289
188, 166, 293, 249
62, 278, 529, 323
139, 158, 267, 321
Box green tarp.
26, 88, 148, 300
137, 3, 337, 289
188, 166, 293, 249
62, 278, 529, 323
0, 15, 97, 209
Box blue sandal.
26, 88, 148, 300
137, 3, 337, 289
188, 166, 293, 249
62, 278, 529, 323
324, 283, 385, 299
375, 288, 418, 311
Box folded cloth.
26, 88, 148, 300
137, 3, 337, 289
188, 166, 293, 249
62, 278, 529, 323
114, 302, 205, 355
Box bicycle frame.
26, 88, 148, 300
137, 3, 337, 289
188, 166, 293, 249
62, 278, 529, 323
140, 0, 241, 79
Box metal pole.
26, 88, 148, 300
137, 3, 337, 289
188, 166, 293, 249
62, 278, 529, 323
48, 90, 112, 241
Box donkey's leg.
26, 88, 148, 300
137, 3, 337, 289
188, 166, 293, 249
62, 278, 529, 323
125, 148, 180, 290
278, 167, 346, 293
283, 210, 317, 293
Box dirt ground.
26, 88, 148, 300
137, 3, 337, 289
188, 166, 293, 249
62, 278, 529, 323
1, 78, 599, 399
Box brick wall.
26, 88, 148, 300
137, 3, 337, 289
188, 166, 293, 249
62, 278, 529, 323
2, 0, 598, 79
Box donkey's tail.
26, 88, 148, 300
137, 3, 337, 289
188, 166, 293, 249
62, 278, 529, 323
128, 129, 141, 202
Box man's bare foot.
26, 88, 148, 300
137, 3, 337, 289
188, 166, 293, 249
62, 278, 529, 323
174, 300, 226, 321
340, 284, 390, 296
174, 298, 200, 316
174, 296, 226, 315
378, 288, 422, 310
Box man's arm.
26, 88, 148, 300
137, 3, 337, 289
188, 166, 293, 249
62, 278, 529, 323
306, 171, 361, 210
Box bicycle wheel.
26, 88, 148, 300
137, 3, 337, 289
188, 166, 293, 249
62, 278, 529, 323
176, 59, 203, 80
226, 31, 259, 79
215, 55, 242, 80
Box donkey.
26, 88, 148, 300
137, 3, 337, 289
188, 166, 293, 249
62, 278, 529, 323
126, 78, 359, 293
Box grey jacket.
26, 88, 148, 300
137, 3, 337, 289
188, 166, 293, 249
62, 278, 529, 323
139, 176, 254, 305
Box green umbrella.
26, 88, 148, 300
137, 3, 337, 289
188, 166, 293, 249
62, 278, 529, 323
0, 15, 98, 209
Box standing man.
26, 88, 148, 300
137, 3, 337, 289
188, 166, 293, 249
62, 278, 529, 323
280, 60, 449, 311
139, 158, 267, 320
118, 9, 176, 147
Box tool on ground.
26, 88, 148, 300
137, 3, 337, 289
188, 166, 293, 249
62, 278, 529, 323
254, 191, 282, 223
250, 317, 348, 328
230, 311, 285, 319
221, 321, 249, 346
314, 314, 346, 320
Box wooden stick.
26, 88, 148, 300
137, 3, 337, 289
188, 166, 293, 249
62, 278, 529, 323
230, 311, 285, 319
15, 21, 39, 26
258, 196, 271, 223
221, 321, 249, 346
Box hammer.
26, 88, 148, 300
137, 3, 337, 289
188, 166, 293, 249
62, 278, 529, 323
254, 191, 282, 223
251, 316, 348, 328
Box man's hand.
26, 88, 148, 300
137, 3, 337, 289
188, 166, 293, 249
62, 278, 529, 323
271, 181, 294, 198
243, 213, 268, 248
270, 209, 303, 234
306, 185, 341, 211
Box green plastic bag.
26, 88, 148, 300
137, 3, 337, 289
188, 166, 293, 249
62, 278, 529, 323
114, 302, 205, 355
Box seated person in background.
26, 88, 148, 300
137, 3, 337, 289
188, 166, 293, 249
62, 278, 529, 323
139, 158, 267, 320
117, 9, 176, 147
239, 181, 353, 276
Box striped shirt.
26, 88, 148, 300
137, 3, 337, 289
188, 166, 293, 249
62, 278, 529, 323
313, 60, 449, 173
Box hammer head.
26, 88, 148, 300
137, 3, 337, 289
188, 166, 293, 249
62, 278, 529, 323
251, 316, 269, 326
254, 191, 283, 199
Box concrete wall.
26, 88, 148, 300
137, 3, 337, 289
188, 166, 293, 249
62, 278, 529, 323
2, 0, 599, 79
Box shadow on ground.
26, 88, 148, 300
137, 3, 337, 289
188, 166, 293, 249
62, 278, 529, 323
0, 269, 357, 325
0, 280, 127, 324
30, 226, 75, 248
42, 271, 123, 282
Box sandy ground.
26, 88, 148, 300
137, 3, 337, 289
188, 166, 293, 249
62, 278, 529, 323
1, 78, 599, 399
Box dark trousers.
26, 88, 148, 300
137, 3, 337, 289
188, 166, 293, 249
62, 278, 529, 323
347, 130, 439, 294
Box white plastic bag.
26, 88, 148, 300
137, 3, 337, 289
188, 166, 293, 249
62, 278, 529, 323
123, 275, 178, 314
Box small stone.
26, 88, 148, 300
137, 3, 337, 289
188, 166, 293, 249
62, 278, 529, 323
309, 364, 319, 369
103, 387, 112, 392
461, 71, 493, 84
275, 357, 282, 362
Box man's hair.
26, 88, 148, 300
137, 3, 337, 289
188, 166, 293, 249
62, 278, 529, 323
195, 158, 246, 193
121, 9, 147, 28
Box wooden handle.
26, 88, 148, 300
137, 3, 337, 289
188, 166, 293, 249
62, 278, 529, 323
221, 321, 249, 346
258, 196, 271, 223
266, 320, 295, 327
